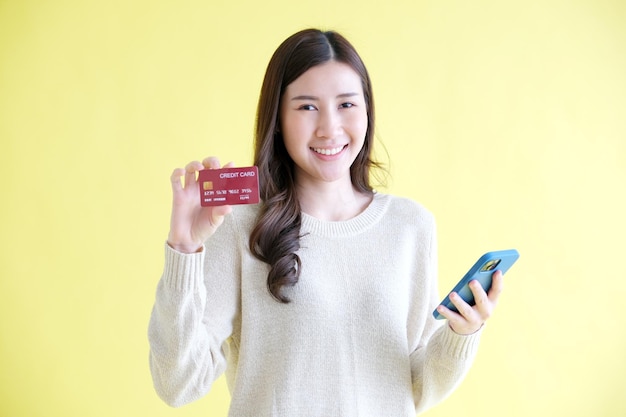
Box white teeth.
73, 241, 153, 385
312, 146, 344, 156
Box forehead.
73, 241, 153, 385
284, 61, 363, 95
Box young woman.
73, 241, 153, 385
148, 28, 503, 416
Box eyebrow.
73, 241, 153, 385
290, 92, 360, 101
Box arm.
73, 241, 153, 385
410, 322, 482, 414
409, 214, 499, 413
148, 237, 241, 406
411, 270, 503, 412
148, 157, 240, 407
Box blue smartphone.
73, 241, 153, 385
433, 249, 520, 320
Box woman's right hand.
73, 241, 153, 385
166, 157, 234, 253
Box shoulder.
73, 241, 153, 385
374, 193, 438, 266
376, 193, 436, 228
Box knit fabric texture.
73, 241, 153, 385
148, 193, 481, 416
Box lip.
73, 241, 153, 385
310, 145, 347, 157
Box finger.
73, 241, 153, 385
469, 280, 493, 320
469, 280, 488, 307
210, 204, 233, 226
202, 156, 221, 170
184, 161, 203, 188
436, 304, 480, 335
223, 161, 235, 168
488, 270, 504, 303
448, 291, 476, 321
435, 304, 462, 322
170, 167, 185, 192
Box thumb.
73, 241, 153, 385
210, 205, 233, 227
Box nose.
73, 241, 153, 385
315, 108, 342, 139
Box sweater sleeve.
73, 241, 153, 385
409, 211, 482, 414
148, 214, 242, 407
410, 324, 482, 413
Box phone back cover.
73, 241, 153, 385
433, 249, 520, 320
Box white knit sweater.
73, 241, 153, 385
148, 193, 481, 416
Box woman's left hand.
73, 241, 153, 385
435, 270, 504, 335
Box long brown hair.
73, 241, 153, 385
249, 28, 380, 303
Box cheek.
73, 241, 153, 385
280, 122, 302, 150
281, 119, 301, 137
280, 123, 308, 160
282, 114, 317, 147
280, 110, 304, 134
349, 111, 369, 141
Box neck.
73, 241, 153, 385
296, 178, 372, 221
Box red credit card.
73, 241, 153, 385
198, 166, 260, 206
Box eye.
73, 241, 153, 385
340, 102, 355, 109
298, 104, 317, 111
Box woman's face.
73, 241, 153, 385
279, 61, 368, 188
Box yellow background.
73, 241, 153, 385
1, 0, 625, 416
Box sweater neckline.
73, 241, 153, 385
300, 192, 389, 237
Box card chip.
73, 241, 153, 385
202, 181, 213, 191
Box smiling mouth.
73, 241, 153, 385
311, 145, 346, 156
